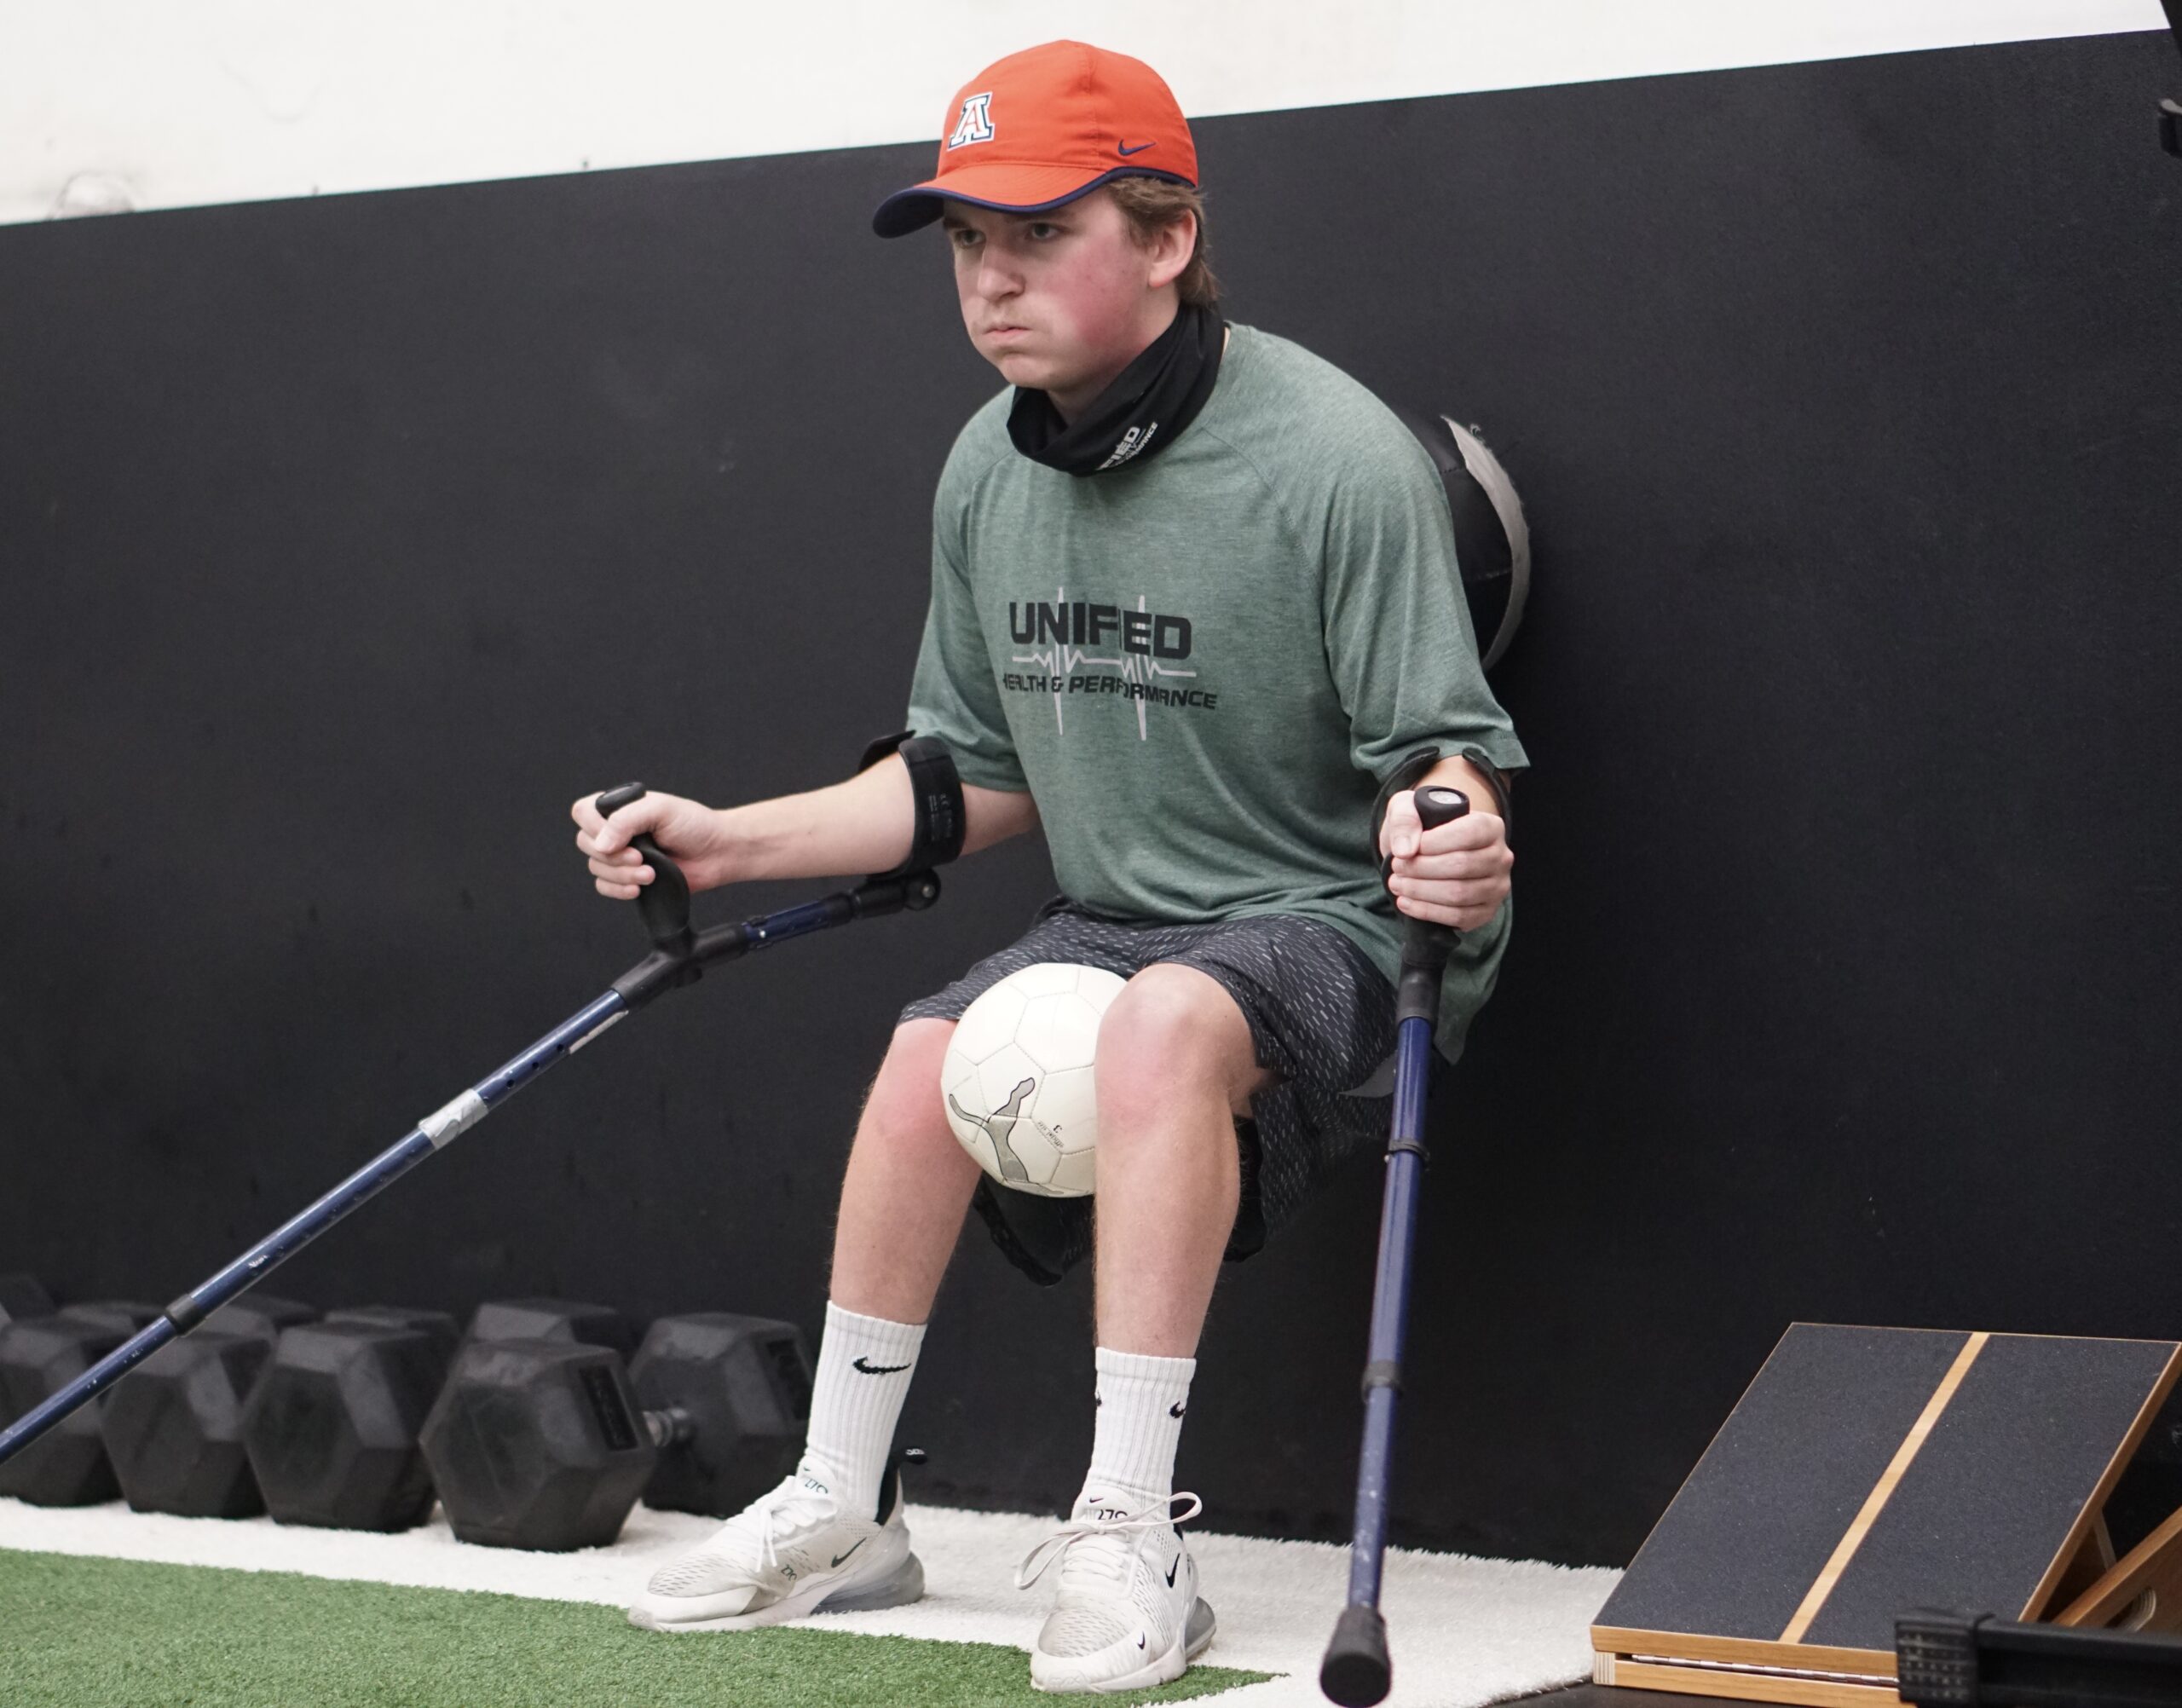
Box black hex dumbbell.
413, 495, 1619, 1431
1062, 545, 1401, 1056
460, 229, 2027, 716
459, 1298, 637, 1359
242, 1307, 460, 1532
242, 1300, 611, 1533
98, 1295, 320, 1518
0, 1301, 167, 1505
55, 1301, 162, 1333
0, 1274, 54, 1330
420, 1313, 811, 1552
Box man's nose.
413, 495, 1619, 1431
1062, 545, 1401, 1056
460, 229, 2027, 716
976, 245, 1022, 299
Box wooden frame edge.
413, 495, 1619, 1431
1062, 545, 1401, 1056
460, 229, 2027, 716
2056, 1503, 2182, 1630
1590, 1625, 1895, 1680
1607, 1657, 1902, 1705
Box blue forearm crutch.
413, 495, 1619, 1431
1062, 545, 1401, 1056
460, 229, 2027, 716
0, 784, 938, 1473
1320, 783, 1470, 1707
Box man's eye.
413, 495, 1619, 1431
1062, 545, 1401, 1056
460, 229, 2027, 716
949, 228, 979, 249
1028, 222, 1061, 239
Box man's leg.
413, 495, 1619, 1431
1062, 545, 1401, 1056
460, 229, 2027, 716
832, 1017, 984, 1324
1025, 964, 1271, 1692
797, 1018, 982, 1515
630, 1018, 975, 1632
1092, 963, 1273, 1356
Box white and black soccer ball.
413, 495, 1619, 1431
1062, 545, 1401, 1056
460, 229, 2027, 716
941, 961, 1125, 1198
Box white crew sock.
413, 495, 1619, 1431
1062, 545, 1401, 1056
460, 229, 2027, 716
798, 1301, 925, 1520
1080, 1346, 1196, 1513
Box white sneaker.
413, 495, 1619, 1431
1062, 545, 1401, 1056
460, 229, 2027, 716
1019, 1491, 1217, 1694
627, 1461, 924, 1633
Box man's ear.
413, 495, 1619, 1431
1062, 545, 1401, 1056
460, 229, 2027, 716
1146, 211, 1197, 291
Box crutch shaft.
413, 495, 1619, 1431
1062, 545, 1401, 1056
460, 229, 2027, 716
0, 866, 939, 1471
1346, 1018, 1434, 1606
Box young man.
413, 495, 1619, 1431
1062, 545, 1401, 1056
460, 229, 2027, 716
571, 40, 1524, 1694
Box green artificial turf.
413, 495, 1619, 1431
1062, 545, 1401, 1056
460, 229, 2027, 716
0, 1549, 1271, 1707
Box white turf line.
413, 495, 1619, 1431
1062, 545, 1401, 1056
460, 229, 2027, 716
1, 1496, 1618, 1708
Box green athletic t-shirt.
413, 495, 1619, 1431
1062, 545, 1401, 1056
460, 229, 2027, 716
904, 321, 1529, 1062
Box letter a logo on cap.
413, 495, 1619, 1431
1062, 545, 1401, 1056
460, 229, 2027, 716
948, 92, 995, 149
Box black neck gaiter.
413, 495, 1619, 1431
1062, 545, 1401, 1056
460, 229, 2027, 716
1007, 302, 1226, 476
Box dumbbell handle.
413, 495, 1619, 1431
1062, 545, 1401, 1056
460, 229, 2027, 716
641, 1405, 694, 1450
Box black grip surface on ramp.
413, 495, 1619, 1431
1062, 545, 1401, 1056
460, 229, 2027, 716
1596, 1324, 1969, 1641
1804, 1332, 2179, 1648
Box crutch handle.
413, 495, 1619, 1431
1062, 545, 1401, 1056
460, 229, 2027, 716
1412, 784, 1469, 832
594, 782, 695, 955
1394, 786, 1469, 1022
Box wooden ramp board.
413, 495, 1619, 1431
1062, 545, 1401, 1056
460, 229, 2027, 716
1592, 1324, 2181, 1703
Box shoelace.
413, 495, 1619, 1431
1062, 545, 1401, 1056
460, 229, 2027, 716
712, 1474, 841, 1580
1015, 1492, 1205, 1592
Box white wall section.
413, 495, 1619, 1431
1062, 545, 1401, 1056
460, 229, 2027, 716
2, 0, 2168, 223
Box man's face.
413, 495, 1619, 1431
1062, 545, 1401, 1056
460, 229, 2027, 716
942, 189, 1189, 415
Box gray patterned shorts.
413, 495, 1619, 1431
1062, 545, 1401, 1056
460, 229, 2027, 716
898, 895, 1417, 1284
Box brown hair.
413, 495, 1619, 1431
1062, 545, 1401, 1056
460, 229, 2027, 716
1105, 176, 1220, 309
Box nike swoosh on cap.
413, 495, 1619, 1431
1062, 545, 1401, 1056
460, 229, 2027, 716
853, 1357, 911, 1375
1117, 141, 1157, 156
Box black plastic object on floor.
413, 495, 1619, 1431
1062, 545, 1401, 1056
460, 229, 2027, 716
0, 1312, 137, 1504
1897, 1610, 2182, 1706
419, 1311, 812, 1551
243, 1301, 628, 1533
242, 1307, 461, 1532
55, 1301, 162, 1335
461, 1298, 637, 1361
0, 1275, 54, 1329
632, 1313, 812, 1517
0, 778, 940, 1479
101, 1330, 278, 1518
97, 1294, 316, 1519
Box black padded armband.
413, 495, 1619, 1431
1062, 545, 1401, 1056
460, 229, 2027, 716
859, 730, 967, 876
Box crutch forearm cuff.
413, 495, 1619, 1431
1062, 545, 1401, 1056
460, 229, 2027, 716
859, 730, 967, 876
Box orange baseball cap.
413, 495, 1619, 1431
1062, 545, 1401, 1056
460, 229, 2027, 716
873, 40, 1198, 238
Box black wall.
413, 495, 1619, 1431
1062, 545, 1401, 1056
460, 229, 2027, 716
3, 32, 2178, 1567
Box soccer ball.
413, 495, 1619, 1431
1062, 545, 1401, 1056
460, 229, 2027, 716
941, 961, 1125, 1197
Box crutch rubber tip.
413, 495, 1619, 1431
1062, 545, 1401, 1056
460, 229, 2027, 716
1320, 1604, 1392, 1706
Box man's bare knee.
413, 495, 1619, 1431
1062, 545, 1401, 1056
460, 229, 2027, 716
1096, 966, 1270, 1124
853, 1018, 958, 1159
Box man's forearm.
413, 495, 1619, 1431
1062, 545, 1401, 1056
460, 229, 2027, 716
715, 754, 1037, 884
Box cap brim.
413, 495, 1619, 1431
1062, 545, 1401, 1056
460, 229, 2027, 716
871, 161, 1192, 238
